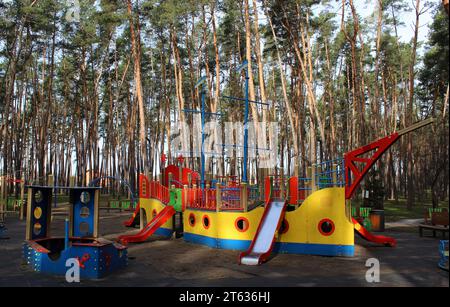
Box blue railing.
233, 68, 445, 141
314, 158, 346, 189
248, 185, 260, 201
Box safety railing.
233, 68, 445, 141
168, 178, 184, 188
183, 187, 217, 211
297, 177, 313, 203
247, 185, 260, 202
149, 181, 170, 204
179, 181, 283, 212
286, 159, 347, 205
220, 187, 242, 211
269, 175, 289, 200
314, 158, 346, 189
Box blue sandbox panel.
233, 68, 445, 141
23, 242, 128, 279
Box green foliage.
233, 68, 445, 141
0, 0, 447, 207
419, 6, 449, 115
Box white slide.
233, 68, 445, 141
239, 199, 287, 265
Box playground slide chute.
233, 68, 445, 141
123, 204, 140, 227
239, 199, 287, 265
119, 206, 176, 244
352, 218, 396, 247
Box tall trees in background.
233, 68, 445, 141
0, 0, 448, 208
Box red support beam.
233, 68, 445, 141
344, 133, 400, 199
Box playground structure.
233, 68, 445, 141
117, 60, 436, 265
117, 59, 436, 265
23, 185, 127, 278
121, 129, 437, 263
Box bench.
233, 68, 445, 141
419, 211, 449, 238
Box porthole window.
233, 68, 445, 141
80, 206, 90, 218
318, 219, 335, 236
235, 217, 249, 232
80, 192, 90, 204
279, 219, 289, 234
152, 209, 157, 219
79, 222, 90, 234
34, 190, 43, 204
202, 215, 210, 229
33, 223, 42, 236
33, 207, 42, 219
188, 213, 196, 227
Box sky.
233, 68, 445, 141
311, 0, 439, 55
358, 0, 436, 44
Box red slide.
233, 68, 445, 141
352, 217, 396, 247
123, 204, 140, 227
119, 206, 176, 244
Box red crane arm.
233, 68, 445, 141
344, 118, 434, 199
344, 133, 400, 199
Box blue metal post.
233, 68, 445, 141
243, 68, 249, 183
64, 218, 69, 250
201, 85, 206, 189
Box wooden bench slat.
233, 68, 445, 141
419, 224, 449, 231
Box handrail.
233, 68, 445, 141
183, 187, 217, 210
149, 181, 170, 204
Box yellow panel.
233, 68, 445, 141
139, 198, 173, 229
181, 187, 353, 247
183, 207, 266, 241
280, 187, 354, 246
184, 210, 218, 237
217, 208, 264, 240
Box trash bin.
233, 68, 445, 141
369, 209, 385, 232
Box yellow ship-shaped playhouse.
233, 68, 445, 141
136, 179, 355, 257
119, 119, 433, 265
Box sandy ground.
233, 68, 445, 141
0, 211, 448, 287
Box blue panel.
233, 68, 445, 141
23, 241, 128, 279
71, 189, 95, 237
154, 227, 173, 237
274, 242, 354, 257
183, 232, 354, 257
218, 238, 251, 250
184, 233, 219, 248
30, 188, 52, 240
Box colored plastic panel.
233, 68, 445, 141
169, 188, 183, 212
71, 189, 96, 238
288, 177, 298, 205
164, 164, 199, 187
29, 187, 52, 240
139, 174, 150, 199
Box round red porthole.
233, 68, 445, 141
318, 219, 335, 236
279, 219, 289, 234
188, 213, 196, 227
202, 215, 210, 229
235, 217, 250, 232
152, 209, 157, 219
